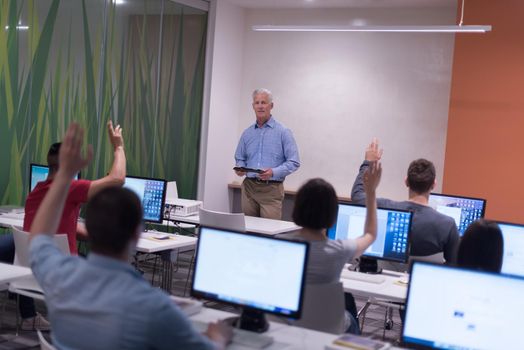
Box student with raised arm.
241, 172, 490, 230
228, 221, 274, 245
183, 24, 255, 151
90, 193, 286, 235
0, 121, 126, 331
28, 123, 232, 350
351, 139, 459, 264
24, 121, 126, 255
289, 161, 382, 334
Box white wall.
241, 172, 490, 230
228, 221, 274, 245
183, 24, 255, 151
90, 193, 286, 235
201, 0, 245, 210
203, 2, 457, 210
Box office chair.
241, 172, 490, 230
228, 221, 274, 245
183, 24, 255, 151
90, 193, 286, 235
37, 330, 57, 350
198, 207, 246, 232
180, 208, 246, 295
294, 282, 346, 334
9, 225, 69, 334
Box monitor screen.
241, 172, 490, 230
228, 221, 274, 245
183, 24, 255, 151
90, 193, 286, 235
403, 262, 524, 349
123, 175, 166, 223
327, 203, 413, 263
191, 227, 309, 320
499, 222, 524, 277
428, 193, 486, 235
29, 163, 79, 191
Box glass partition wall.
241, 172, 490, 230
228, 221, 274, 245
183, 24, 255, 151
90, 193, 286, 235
0, 0, 207, 205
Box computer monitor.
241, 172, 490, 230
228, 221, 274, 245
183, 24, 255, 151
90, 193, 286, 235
123, 175, 167, 224
191, 226, 309, 333
428, 193, 486, 235
29, 163, 80, 191
498, 221, 524, 277
402, 261, 524, 349
327, 203, 413, 270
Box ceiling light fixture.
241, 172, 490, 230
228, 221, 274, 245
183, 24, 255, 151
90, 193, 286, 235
253, 0, 491, 34
252, 25, 490, 33
4, 25, 29, 31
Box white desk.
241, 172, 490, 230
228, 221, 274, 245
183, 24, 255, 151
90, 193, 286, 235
138, 232, 198, 292
170, 214, 300, 236
190, 307, 406, 350
0, 263, 32, 284
138, 231, 197, 253
340, 268, 408, 304
0, 212, 24, 228
191, 307, 337, 349
0, 212, 196, 292
0, 212, 196, 253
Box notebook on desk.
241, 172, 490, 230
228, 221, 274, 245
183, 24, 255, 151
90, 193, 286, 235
327, 334, 390, 350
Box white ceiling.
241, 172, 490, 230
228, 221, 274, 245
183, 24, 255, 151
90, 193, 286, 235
226, 0, 456, 9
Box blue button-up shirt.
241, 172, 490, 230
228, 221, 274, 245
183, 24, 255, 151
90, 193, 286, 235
30, 235, 214, 350
234, 117, 300, 181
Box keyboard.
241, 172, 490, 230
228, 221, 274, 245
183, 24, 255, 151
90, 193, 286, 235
192, 320, 274, 349
340, 269, 386, 284
170, 296, 203, 317
0, 212, 25, 220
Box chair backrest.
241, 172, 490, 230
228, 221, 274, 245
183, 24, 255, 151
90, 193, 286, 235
11, 225, 70, 267
408, 252, 446, 266
37, 330, 57, 350
199, 208, 246, 232
408, 252, 445, 268
294, 282, 346, 334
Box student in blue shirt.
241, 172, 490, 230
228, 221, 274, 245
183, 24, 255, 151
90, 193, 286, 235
234, 88, 300, 220
28, 123, 232, 350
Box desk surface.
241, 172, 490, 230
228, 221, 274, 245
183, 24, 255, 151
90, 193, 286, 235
191, 307, 405, 350
0, 213, 196, 254
340, 267, 408, 303
137, 231, 197, 253
191, 307, 337, 350
0, 212, 24, 229
0, 263, 32, 284
171, 214, 300, 236
228, 182, 352, 202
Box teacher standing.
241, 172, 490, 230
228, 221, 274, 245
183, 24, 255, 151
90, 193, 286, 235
234, 88, 300, 220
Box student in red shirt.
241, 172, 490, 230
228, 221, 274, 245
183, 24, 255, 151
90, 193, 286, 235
0, 121, 126, 330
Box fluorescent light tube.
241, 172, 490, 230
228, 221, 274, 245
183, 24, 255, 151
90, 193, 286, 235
252, 25, 491, 33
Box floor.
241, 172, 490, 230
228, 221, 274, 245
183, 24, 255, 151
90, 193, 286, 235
0, 250, 403, 349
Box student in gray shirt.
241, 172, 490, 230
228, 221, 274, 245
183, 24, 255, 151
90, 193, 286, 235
289, 161, 382, 334
350, 139, 460, 264
28, 123, 232, 350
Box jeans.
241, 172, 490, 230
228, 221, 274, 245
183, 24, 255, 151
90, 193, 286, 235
345, 292, 361, 335
0, 233, 37, 319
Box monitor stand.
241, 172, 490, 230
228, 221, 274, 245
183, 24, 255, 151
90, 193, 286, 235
358, 257, 382, 274
226, 309, 269, 333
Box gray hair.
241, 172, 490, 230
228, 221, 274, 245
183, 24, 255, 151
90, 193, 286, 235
252, 88, 273, 103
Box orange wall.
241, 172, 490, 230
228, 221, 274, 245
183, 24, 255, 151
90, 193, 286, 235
444, 0, 524, 223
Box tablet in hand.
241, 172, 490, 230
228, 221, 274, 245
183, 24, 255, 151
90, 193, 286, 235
233, 166, 264, 174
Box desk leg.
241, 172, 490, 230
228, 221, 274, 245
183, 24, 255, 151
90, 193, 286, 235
160, 251, 173, 292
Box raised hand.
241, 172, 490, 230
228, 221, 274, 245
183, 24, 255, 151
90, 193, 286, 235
365, 137, 383, 162
58, 123, 93, 179
107, 121, 124, 150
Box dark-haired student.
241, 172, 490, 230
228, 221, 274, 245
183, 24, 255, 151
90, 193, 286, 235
288, 162, 382, 334
457, 219, 503, 273
0, 121, 126, 331
351, 139, 460, 264
28, 123, 232, 350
